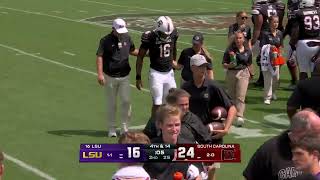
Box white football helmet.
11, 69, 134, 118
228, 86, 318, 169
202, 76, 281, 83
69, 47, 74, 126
252, 0, 267, 4
299, 0, 315, 8
154, 16, 174, 35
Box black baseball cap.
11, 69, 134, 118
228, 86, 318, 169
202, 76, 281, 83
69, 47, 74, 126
192, 33, 204, 44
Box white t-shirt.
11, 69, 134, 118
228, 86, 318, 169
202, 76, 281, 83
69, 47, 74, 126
112, 165, 150, 180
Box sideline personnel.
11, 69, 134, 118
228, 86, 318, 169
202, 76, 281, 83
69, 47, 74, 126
96, 18, 138, 137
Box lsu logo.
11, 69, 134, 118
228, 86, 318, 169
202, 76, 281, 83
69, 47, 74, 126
82, 152, 102, 158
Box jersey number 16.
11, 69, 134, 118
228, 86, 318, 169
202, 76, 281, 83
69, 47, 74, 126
159, 44, 171, 58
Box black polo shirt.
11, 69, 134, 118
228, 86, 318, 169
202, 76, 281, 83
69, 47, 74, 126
96, 32, 135, 77
178, 47, 213, 81
181, 79, 233, 125
260, 30, 283, 48
287, 76, 320, 115
222, 46, 252, 70
228, 23, 251, 41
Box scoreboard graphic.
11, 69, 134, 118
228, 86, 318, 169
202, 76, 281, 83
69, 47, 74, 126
79, 144, 241, 163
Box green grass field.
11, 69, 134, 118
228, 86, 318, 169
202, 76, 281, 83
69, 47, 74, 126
0, 0, 293, 179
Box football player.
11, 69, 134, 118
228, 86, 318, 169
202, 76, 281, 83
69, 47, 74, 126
136, 16, 179, 118
267, 0, 300, 90
283, 0, 300, 89
251, 0, 278, 86
290, 0, 320, 80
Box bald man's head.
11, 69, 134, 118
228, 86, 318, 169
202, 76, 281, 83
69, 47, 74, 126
291, 110, 320, 134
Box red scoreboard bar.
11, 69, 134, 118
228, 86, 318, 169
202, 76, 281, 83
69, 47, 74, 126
173, 144, 241, 162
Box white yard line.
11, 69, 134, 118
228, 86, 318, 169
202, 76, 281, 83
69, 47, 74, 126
0, 43, 150, 93
52, 10, 63, 14
79, 0, 175, 13
116, 125, 146, 130
245, 119, 260, 124
63, 51, 76, 56
198, 0, 247, 7
4, 153, 56, 180
0, 6, 225, 53
0, 6, 81, 22
78, 10, 88, 13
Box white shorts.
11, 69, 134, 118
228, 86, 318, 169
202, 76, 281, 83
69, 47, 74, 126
149, 68, 176, 105
296, 39, 320, 73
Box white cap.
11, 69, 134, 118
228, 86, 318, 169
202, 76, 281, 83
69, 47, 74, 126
112, 18, 128, 34
190, 54, 208, 67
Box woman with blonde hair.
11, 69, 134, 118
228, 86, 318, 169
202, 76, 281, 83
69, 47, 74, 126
260, 15, 284, 105
228, 11, 252, 49
223, 31, 253, 127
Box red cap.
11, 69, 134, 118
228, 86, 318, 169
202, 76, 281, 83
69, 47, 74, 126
173, 171, 184, 180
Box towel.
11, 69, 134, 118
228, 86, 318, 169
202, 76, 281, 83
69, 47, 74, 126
260, 44, 277, 76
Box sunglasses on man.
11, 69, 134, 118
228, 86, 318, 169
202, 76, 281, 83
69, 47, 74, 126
240, 16, 248, 20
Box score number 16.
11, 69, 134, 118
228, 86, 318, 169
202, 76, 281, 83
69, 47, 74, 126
127, 147, 140, 158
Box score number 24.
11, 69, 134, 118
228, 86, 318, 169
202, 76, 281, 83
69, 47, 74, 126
177, 146, 195, 159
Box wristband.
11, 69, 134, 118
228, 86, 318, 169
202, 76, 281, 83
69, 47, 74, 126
136, 74, 141, 80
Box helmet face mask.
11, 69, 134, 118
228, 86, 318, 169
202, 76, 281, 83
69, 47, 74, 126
157, 31, 170, 41
299, 0, 315, 8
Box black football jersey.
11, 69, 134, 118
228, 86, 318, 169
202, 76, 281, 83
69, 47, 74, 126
252, 3, 278, 32
140, 29, 179, 72
296, 7, 320, 39
287, 0, 300, 12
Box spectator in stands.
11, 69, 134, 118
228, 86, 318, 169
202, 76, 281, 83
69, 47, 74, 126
287, 61, 320, 119
223, 31, 253, 127
0, 151, 4, 180
173, 33, 214, 84
260, 15, 284, 105
291, 134, 320, 179
112, 132, 151, 180
228, 11, 252, 49
243, 110, 320, 180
